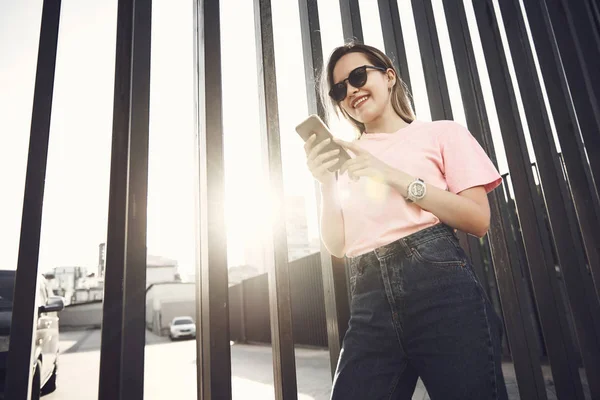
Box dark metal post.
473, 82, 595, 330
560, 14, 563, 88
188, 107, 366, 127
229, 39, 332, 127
410, 0, 452, 120
119, 0, 152, 397
5, 1, 61, 399
98, 0, 152, 398
589, 0, 600, 34
192, 0, 232, 398
442, 1, 547, 398
523, 0, 600, 307
254, 0, 298, 397
410, 0, 487, 277
378, 0, 412, 95
564, 0, 600, 87
472, 1, 586, 398
298, 0, 350, 377
98, 0, 133, 396
544, 0, 600, 193
497, 1, 600, 396
339, 0, 363, 43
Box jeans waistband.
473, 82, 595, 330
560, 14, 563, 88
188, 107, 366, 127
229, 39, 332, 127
354, 223, 458, 262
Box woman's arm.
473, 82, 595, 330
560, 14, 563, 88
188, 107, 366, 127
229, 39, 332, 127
389, 174, 491, 238
335, 138, 492, 238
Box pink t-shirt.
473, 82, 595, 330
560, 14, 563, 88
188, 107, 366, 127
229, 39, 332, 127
338, 120, 502, 258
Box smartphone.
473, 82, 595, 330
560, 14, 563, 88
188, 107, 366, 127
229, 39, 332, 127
295, 114, 351, 172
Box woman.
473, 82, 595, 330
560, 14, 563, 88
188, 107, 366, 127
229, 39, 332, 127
304, 42, 508, 399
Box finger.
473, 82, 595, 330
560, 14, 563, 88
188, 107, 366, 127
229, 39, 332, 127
314, 148, 340, 165
333, 138, 365, 155
348, 166, 367, 180
346, 161, 368, 174
303, 134, 317, 154
307, 138, 332, 161
315, 158, 339, 176
339, 159, 353, 174
340, 157, 365, 174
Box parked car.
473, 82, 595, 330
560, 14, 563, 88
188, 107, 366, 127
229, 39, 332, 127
0, 270, 65, 399
168, 316, 196, 340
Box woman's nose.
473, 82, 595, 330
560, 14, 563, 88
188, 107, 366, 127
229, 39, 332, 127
346, 83, 359, 98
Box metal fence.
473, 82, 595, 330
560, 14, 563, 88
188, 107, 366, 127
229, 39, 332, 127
6, 0, 600, 400
228, 253, 327, 348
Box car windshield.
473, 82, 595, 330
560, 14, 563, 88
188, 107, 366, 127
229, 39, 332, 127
174, 319, 193, 326
0, 276, 14, 311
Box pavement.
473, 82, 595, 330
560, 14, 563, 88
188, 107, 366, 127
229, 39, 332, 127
44, 329, 591, 400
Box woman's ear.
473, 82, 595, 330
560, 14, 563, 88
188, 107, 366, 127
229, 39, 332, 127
386, 69, 396, 88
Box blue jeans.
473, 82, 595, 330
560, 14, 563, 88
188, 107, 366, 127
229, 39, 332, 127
331, 224, 508, 400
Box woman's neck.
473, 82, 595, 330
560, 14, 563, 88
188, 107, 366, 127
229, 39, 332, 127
363, 106, 411, 134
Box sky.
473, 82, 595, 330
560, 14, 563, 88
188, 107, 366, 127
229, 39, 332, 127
0, 0, 561, 276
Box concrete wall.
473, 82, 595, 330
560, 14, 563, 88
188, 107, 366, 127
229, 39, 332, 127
59, 301, 103, 329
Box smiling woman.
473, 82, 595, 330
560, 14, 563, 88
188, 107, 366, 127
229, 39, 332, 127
303, 42, 507, 400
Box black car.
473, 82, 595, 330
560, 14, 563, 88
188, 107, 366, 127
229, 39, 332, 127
0, 270, 64, 399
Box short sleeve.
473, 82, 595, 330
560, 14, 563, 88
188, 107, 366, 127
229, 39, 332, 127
438, 123, 502, 194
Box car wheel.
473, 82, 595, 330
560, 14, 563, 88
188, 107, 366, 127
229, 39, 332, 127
31, 365, 41, 400
41, 364, 58, 395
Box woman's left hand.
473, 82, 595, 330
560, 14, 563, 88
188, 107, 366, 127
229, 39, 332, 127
334, 139, 410, 184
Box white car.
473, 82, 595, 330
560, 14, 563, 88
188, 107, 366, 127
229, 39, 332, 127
169, 316, 196, 340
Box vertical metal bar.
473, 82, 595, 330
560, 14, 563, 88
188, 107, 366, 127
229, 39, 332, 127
254, 0, 298, 398
544, 0, 600, 193
339, 0, 363, 43
410, 0, 486, 274
98, 0, 133, 397
472, 1, 586, 398
497, 1, 600, 396
566, 0, 600, 74
5, 1, 61, 399
442, 1, 547, 398
589, 0, 600, 35
98, 0, 152, 398
410, 0, 452, 120
191, 1, 205, 398
192, 0, 232, 398
523, 0, 600, 306
298, 0, 350, 377
377, 0, 413, 102
119, 0, 152, 397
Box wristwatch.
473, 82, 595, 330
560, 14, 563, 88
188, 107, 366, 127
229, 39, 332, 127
406, 178, 426, 203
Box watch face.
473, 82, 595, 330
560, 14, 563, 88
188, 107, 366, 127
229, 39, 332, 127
411, 182, 425, 197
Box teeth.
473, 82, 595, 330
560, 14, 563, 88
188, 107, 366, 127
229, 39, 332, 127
353, 96, 368, 108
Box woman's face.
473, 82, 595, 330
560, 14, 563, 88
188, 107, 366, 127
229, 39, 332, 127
332, 52, 393, 126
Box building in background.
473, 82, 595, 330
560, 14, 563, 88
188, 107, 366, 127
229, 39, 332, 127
98, 242, 106, 278
49, 266, 87, 305
147, 255, 180, 287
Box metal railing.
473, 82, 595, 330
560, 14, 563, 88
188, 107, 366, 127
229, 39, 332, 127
5, 0, 600, 399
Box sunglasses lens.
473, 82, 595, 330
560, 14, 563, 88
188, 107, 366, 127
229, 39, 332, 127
330, 83, 347, 102
348, 67, 368, 89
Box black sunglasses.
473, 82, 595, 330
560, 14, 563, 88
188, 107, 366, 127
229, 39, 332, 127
329, 65, 387, 102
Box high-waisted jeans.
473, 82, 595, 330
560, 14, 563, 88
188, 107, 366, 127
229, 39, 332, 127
331, 223, 508, 400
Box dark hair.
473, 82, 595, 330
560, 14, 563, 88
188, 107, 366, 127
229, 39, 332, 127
322, 42, 414, 134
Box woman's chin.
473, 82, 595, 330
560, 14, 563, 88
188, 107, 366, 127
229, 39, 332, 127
354, 109, 380, 125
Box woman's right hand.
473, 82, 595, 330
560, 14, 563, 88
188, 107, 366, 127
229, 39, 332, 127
304, 135, 340, 185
